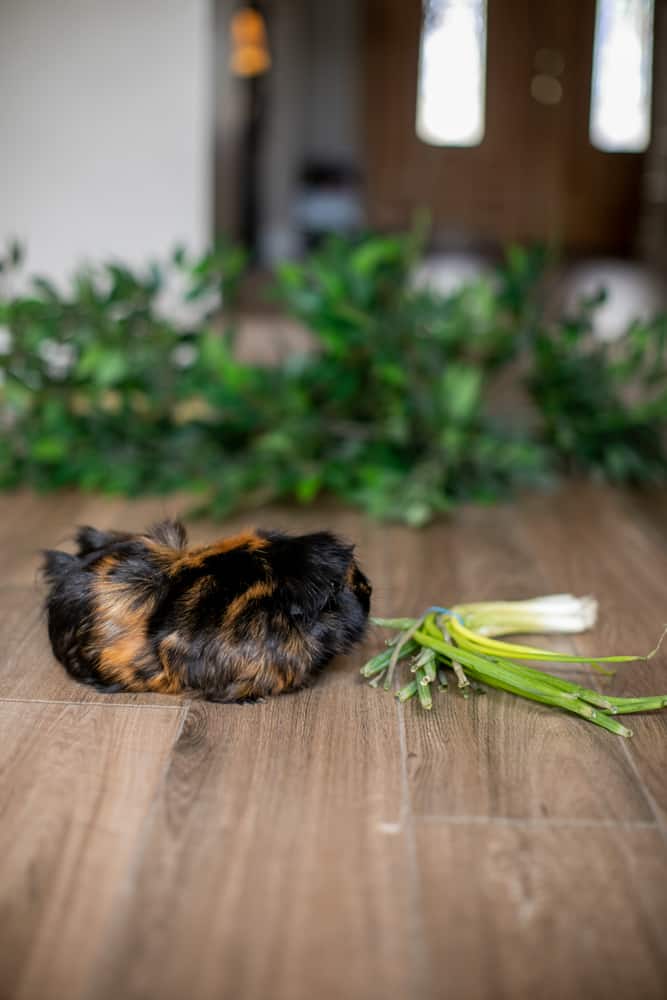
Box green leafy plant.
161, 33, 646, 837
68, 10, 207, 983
0, 233, 666, 525
0, 240, 262, 495
527, 288, 667, 482
270, 233, 545, 525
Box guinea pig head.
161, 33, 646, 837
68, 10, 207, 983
263, 530, 372, 656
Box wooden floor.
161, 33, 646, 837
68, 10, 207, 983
1, 483, 666, 1000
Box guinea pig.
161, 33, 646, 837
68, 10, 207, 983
42, 520, 371, 702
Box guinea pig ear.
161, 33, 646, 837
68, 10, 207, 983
146, 519, 188, 549
42, 549, 77, 585
75, 525, 132, 555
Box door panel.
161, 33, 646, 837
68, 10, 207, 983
363, 0, 645, 253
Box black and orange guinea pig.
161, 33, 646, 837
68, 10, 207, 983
42, 521, 371, 702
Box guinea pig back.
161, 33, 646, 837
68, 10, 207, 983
42, 520, 372, 702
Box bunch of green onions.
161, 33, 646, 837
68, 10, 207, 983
360, 595, 667, 737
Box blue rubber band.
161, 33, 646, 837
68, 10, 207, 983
424, 605, 464, 624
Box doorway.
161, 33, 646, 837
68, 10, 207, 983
363, 0, 648, 254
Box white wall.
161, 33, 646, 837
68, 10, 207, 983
0, 0, 213, 286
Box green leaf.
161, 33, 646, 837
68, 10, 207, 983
440, 364, 482, 423
30, 436, 68, 461
77, 345, 128, 386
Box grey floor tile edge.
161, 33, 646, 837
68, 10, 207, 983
77, 700, 191, 1000
621, 738, 667, 841
397, 698, 433, 1000
416, 814, 659, 830
0, 695, 190, 710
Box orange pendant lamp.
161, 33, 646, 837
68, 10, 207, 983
230, 6, 271, 78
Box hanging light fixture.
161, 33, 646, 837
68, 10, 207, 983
230, 5, 271, 78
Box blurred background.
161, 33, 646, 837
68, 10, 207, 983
1, 0, 666, 523
2, 0, 666, 286
4, 9, 667, 1000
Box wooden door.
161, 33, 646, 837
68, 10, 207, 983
363, 0, 646, 253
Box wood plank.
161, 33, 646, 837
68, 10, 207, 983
0, 586, 185, 706
516, 483, 667, 697
82, 675, 413, 1000
0, 497, 373, 705
416, 821, 667, 1000
517, 484, 667, 831
614, 487, 667, 551
0, 491, 120, 586
392, 502, 650, 821
0, 491, 199, 586
0, 700, 184, 1000
0, 489, 375, 588
0, 495, 273, 704
1, 486, 665, 1000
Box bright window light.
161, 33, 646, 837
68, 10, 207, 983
416, 0, 487, 147
590, 0, 654, 152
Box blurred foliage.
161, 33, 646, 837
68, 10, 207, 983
0, 233, 665, 526
527, 287, 667, 483
272, 233, 544, 525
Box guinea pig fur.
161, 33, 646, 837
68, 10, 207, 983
42, 520, 372, 702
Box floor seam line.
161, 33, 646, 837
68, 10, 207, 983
415, 815, 658, 829
514, 502, 667, 842
619, 738, 667, 842
397, 699, 430, 1000
0, 696, 185, 710
77, 699, 191, 1000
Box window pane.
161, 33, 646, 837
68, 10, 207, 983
590, 0, 655, 152
416, 0, 487, 147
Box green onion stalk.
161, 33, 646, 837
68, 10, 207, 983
360, 595, 667, 737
